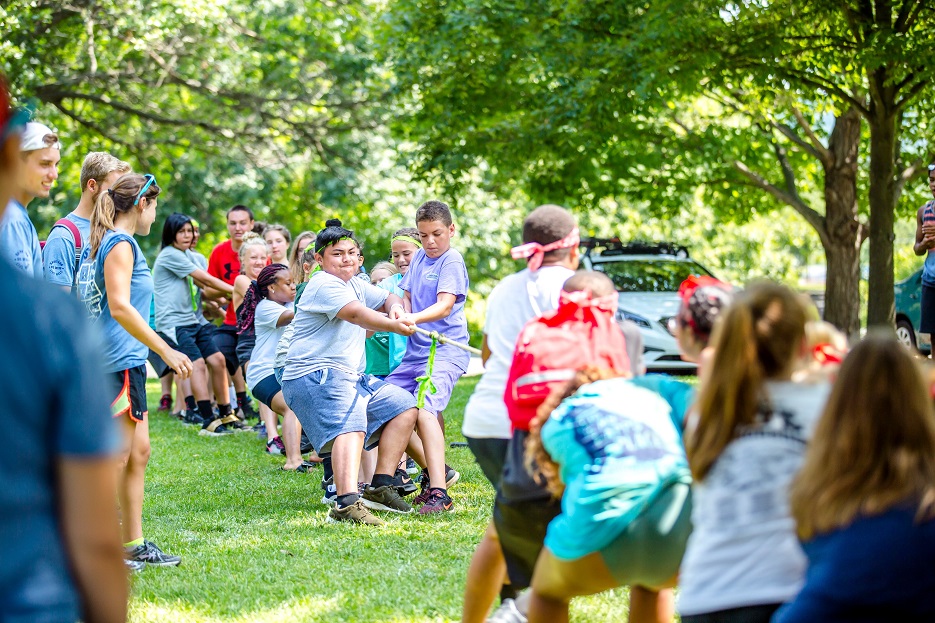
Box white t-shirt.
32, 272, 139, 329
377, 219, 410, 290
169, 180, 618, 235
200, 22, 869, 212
677, 380, 831, 616
245, 299, 293, 390
283, 271, 388, 381
461, 265, 575, 439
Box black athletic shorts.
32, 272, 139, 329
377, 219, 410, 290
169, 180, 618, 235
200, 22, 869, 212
158, 323, 220, 364
492, 430, 561, 590
236, 328, 256, 370
105, 366, 148, 423
252, 373, 282, 409
214, 324, 240, 375
465, 436, 509, 489
922, 284, 935, 335
681, 604, 781, 623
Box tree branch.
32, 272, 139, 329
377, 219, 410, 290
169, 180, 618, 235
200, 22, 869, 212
732, 160, 828, 242
791, 107, 832, 163
895, 77, 931, 112
771, 121, 823, 161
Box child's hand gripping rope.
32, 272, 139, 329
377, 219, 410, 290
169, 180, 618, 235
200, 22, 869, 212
412, 328, 481, 409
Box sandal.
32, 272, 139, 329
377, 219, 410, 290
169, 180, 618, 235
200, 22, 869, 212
280, 461, 317, 474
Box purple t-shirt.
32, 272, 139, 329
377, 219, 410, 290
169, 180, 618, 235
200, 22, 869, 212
400, 247, 470, 371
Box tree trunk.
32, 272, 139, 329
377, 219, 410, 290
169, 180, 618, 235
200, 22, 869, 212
821, 106, 863, 338
866, 104, 897, 327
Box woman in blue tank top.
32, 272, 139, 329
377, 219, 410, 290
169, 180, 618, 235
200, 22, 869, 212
77, 173, 191, 569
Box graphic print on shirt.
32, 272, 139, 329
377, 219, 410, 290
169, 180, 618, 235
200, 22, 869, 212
573, 404, 673, 474
77, 259, 103, 320
223, 262, 234, 281
696, 406, 808, 529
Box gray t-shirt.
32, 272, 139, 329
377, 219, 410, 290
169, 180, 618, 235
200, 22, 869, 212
42, 211, 90, 288
191, 251, 209, 325
283, 271, 389, 380
153, 245, 200, 331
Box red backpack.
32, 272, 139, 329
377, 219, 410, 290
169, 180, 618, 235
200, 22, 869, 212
504, 291, 631, 432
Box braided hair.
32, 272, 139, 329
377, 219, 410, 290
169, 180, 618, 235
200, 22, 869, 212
237, 263, 288, 335
677, 282, 734, 343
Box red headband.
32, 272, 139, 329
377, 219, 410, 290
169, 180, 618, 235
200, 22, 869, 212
511, 227, 580, 272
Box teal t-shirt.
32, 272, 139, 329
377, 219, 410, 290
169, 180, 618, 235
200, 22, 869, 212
377, 272, 407, 372
540, 377, 692, 560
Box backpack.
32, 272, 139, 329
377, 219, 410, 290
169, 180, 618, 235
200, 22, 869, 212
40, 218, 83, 286
504, 292, 631, 432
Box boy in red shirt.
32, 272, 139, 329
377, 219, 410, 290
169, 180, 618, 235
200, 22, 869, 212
208, 204, 256, 417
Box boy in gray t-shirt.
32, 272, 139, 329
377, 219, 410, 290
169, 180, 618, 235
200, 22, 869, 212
280, 221, 419, 526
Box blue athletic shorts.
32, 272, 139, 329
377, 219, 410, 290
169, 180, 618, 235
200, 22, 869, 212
282, 368, 416, 455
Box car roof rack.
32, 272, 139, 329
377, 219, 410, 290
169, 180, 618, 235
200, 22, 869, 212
579, 237, 690, 259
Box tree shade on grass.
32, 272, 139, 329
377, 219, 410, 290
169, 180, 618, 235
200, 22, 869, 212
132, 376, 633, 622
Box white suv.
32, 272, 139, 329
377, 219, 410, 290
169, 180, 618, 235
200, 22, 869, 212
580, 239, 716, 372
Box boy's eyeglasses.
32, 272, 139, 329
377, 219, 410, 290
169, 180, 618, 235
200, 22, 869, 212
134, 174, 156, 206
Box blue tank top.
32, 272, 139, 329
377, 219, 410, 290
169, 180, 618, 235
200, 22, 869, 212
923, 202, 935, 287
77, 230, 154, 372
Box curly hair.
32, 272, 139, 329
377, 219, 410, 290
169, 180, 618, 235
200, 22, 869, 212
524, 367, 623, 499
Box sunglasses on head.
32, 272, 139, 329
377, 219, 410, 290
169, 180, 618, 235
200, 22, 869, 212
134, 174, 156, 206
928, 164, 935, 172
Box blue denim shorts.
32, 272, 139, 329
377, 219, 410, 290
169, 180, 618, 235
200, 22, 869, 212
281, 368, 416, 455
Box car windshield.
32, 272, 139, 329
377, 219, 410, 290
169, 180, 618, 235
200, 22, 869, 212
594, 259, 713, 293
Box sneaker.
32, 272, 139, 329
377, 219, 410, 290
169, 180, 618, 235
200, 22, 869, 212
199, 417, 233, 437
418, 487, 454, 515
413, 466, 460, 505
266, 436, 286, 455
406, 457, 419, 475
362, 484, 413, 514
300, 431, 314, 454
240, 399, 259, 420
182, 410, 204, 426
125, 539, 181, 567
220, 413, 249, 432
326, 499, 385, 526
487, 598, 528, 623
393, 469, 418, 497
125, 558, 146, 572
157, 394, 171, 412
321, 476, 336, 505
253, 422, 267, 438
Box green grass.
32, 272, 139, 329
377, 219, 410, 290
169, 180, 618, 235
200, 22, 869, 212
132, 376, 631, 622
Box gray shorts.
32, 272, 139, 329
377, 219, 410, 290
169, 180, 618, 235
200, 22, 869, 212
281, 368, 416, 456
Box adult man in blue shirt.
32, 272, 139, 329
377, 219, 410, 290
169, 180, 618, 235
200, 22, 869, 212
0, 121, 60, 277
43, 151, 130, 290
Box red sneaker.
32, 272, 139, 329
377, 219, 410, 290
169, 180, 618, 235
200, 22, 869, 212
418, 488, 454, 515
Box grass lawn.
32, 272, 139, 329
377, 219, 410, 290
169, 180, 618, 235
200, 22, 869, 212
131, 376, 632, 622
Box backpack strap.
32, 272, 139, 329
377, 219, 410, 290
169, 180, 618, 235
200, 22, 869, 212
50, 218, 84, 289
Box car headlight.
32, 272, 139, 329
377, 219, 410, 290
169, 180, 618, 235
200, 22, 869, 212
660, 316, 677, 336
618, 310, 652, 330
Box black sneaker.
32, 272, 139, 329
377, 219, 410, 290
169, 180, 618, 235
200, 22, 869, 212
125, 558, 146, 572
182, 410, 204, 426
321, 476, 337, 505
126, 540, 181, 567
300, 430, 314, 454
405, 457, 419, 475
240, 400, 259, 420
393, 468, 418, 497
199, 417, 233, 437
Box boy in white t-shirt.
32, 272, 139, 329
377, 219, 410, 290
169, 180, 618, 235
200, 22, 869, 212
461, 205, 581, 623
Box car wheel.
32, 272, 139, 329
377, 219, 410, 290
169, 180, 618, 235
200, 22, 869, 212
896, 318, 918, 352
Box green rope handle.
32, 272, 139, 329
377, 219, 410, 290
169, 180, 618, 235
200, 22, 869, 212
415, 332, 439, 409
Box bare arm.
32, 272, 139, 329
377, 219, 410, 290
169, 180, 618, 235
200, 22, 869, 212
481, 334, 491, 366
409, 292, 457, 324
336, 300, 415, 335
58, 457, 127, 623
104, 242, 192, 378
190, 268, 234, 294
201, 284, 228, 301
232, 275, 250, 314
915, 206, 935, 255
276, 308, 294, 327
